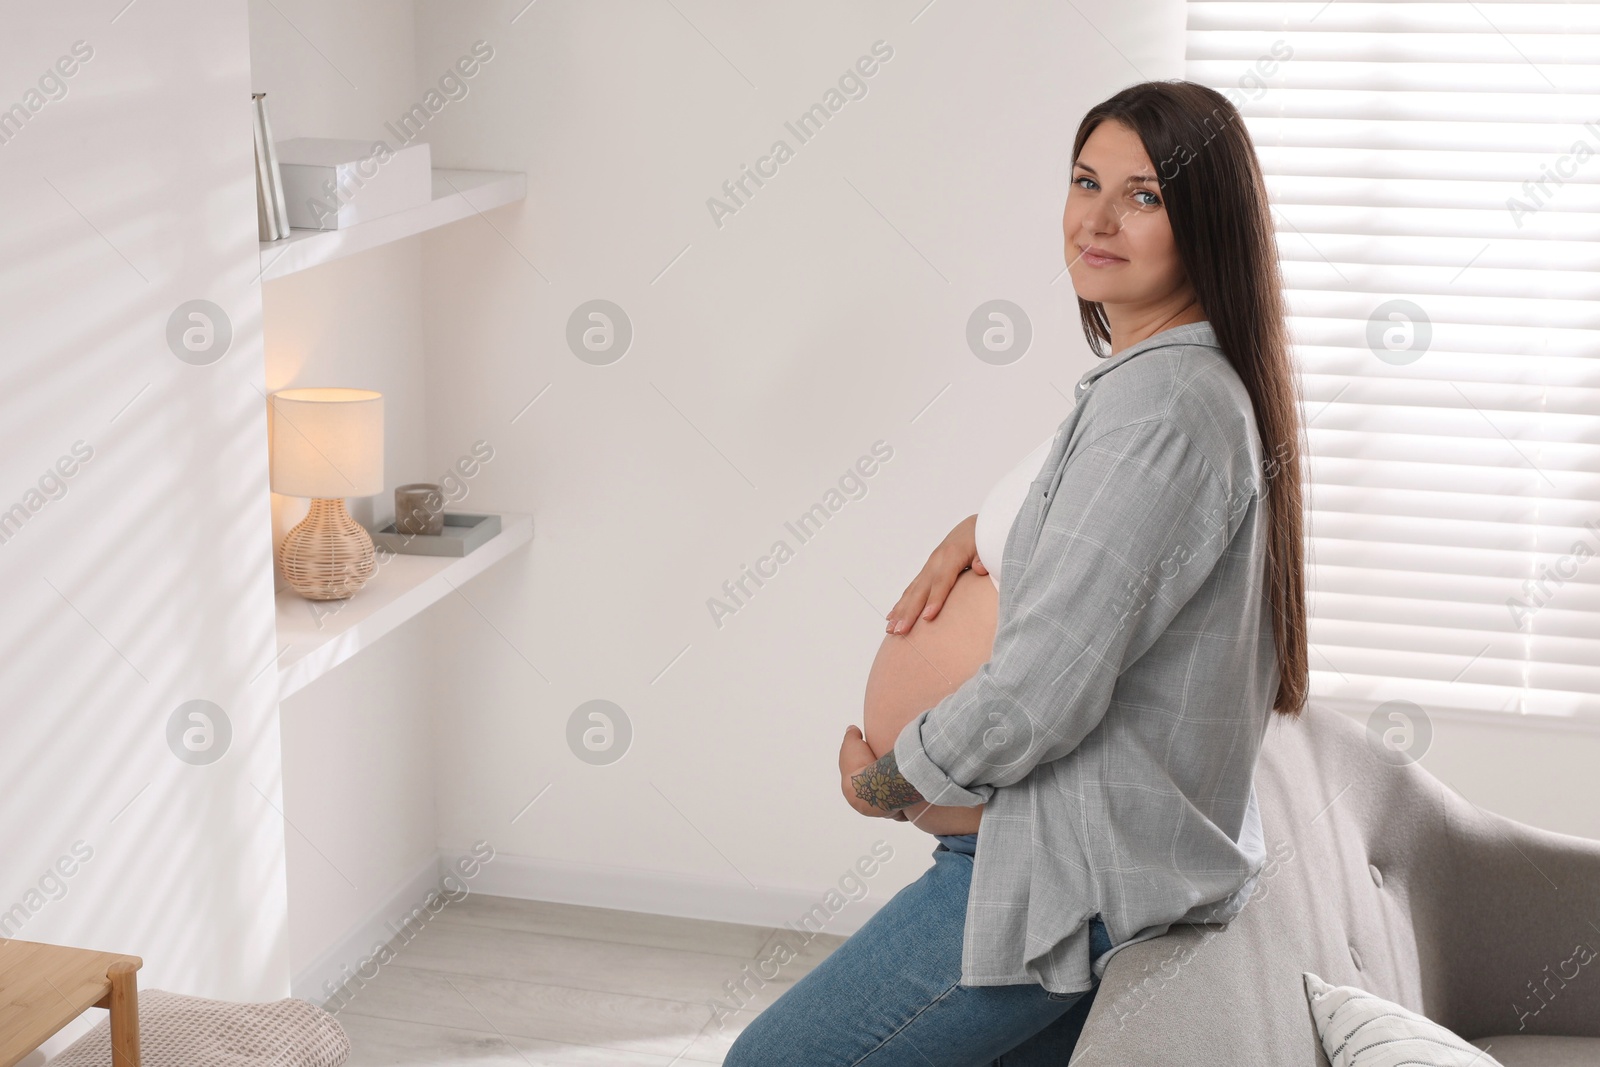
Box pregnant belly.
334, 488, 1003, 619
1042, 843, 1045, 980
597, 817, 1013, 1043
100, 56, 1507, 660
862, 567, 998, 835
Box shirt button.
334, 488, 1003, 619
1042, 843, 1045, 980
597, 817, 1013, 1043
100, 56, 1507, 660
1369, 864, 1383, 888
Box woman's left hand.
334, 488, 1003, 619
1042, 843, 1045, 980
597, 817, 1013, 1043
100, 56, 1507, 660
839, 725, 898, 819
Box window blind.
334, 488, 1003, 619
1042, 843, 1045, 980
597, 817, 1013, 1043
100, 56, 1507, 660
1186, 4, 1600, 723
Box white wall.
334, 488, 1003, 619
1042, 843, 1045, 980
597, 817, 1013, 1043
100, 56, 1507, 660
0, 0, 288, 1052
276, 612, 446, 1000
412, 0, 1191, 922
1421, 717, 1600, 841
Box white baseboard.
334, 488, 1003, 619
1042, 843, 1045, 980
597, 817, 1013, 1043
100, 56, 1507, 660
467, 849, 888, 938
290, 853, 444, 1005
291, 848, 894, 1006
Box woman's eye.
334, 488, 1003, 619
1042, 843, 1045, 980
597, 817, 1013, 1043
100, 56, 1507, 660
1134, 189, 1161, 208
1071, 175, 1097, 191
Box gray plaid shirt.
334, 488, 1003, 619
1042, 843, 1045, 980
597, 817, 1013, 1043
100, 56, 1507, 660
894, 320, 1276, 995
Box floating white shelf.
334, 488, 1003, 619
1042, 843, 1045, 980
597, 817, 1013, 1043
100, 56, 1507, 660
274, 512, 533, 698
259, 169, 527, 282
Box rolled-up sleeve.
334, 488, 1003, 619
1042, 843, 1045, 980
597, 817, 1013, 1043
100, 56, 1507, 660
893, 417, 1251, 807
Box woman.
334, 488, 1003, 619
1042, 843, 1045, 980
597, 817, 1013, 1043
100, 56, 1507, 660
724, 80, 1308, 1065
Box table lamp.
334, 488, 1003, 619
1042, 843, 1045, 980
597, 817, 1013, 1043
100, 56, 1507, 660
269, 387, 384, 600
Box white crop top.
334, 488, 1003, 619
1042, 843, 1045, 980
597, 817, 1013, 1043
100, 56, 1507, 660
973, 433, 1056, 589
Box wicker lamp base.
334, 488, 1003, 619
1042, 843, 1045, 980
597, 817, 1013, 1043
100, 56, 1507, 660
279, 497, 376, 600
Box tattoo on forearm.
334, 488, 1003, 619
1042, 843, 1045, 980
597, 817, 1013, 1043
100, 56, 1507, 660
851, 751, 925, 812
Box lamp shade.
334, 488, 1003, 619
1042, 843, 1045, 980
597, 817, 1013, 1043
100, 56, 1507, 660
268, 388, 384, 498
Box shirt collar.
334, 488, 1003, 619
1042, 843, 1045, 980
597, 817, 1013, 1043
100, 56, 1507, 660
1073, 320, 1219, 401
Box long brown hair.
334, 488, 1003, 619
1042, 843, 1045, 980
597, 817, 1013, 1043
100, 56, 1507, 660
1072, 80, 1308, 716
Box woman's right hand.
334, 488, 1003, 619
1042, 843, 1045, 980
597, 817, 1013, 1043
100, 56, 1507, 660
885, 514, 987, 634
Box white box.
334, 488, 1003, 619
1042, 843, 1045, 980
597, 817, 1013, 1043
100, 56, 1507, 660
274, 138, 432, 230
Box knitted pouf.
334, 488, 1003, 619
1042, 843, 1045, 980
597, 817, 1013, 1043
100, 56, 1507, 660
48, 989, 348, 1067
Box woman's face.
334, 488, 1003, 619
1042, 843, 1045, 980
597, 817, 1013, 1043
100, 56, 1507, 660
1062, 120, 1190, 310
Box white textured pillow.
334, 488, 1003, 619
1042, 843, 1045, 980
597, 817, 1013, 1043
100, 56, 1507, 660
1302, 972, 1505, 1067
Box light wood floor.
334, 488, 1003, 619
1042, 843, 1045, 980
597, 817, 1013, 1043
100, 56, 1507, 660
328, 894, 848, 1066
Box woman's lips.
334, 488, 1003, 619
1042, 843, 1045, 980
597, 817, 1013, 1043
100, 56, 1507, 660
1079, 245, 1126, 267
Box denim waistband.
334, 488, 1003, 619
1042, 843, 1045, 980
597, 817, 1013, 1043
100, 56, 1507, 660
934, 832, 980, 855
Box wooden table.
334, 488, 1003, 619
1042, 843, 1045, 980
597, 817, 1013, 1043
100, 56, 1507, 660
0, 940, 141, 1067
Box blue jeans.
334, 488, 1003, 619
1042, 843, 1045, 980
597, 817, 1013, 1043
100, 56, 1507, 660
723, 833, 1113, 1066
